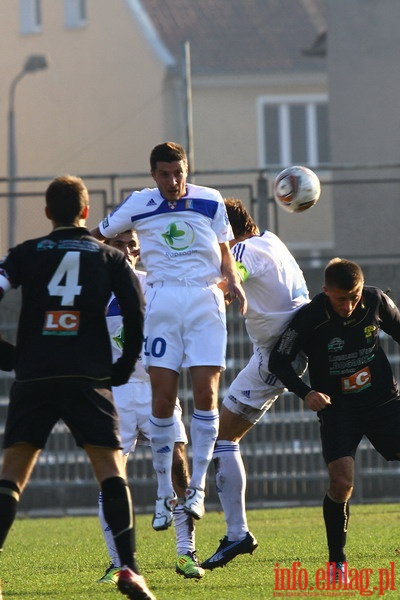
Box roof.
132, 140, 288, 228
138, 0, 327, 75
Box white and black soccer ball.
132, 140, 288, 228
273, 165, 321, 213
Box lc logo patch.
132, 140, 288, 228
43, 311, 80, 335
341, 366, 371, 393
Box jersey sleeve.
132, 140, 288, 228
0, 247, 21, 296
378, 289, 400, 343
231, 241, 259, 282
213, 196, 234, 243
98, 192, 136, 238
268, 307, 312, 400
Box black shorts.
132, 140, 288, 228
318, 399, 400, 464
3, 378, 122, 450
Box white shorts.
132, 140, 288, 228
112, 380, 187, 454
143, 283, 227, 372
223, 346, 307, 425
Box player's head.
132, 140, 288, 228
224, 197, 260, 244
45, 175, 89, 227
323, 257, 364, 318
150, 142, 188, 202
105, 230, 140, 268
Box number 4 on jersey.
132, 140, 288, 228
47, 251, 82, 306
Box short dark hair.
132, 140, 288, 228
324, 257, 364, 290
224, 198, 259, 238
150, 142, 187, 171
46, 175, 88, 225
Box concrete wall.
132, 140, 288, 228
327, 0, 400, 256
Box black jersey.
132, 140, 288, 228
0, 227, 144, 382
269, 286, 400, 410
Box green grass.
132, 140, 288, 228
1, 504, 400, 599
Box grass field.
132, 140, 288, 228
1, 504, 399, 599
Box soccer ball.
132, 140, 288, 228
273, 165, 321, 213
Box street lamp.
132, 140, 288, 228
8, 54, 48, 249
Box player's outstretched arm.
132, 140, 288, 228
90, 226, 106, 241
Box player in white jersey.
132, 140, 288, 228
202, 198, 309, 570
97, 230, 204, 582
91, 142, 246, 531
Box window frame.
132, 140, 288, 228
257, 93, 330, 168
19, 0, 42, 35
64, 0, 87, 29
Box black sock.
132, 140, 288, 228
0, 480, 20, 550
101, 476, 138, 572
323, 493, 349, 562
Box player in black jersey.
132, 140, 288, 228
0, 176, 155, 600
269, 258, 400, 583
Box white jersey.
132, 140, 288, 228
99, 183, 233, 285
232, 231, 309, 347
106, 268, 148, 382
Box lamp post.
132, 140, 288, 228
8, 54, 48, 249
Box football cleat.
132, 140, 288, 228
117, 566, 156, 600
97, 562, 121, 584
329, 561, 349, 584
183, 487, 205, 520
201, 531, 258, 569
176, 551, 205, 579
152, 494, 177, 531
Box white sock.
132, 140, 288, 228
189, 408, 219, 490
173, 501, 195, 556
149, 415, 175, 498
98, 491, 120, 567
213, 440, 248, 541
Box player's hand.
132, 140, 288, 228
226, 281, 247, 315
111, 357, 135, 386
0, 335, 16, 372
304, 390, 331, 411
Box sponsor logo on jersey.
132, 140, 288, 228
341, 366, 371, 393
37, 240, 57, 251
112, 324, 124, 351
328, 337, 345, 352
364, 325, 376, 341
102, 216, 109, 229
146, 199, 157, 206
161, 220, 195, 251
43, 310, 80, 335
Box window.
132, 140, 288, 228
258, 94, 330, 167
19, 0, 42, 34
64, 0, 87, 29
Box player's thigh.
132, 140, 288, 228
218, 403, 255, 441
183, 285, 227, 368
227, 349, 284, 414
61, 380, 121, 449
365, 401, 400, 460
4, 381, 60, 449
318, 408, 363, 464
143, 286, 184, 371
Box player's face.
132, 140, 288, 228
151, 160, 188, 202
108, 231, 140, 268
323, 284, 363, 318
